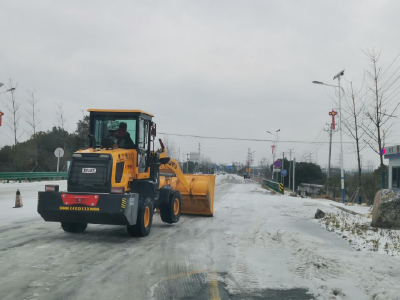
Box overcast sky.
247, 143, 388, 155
1, 1, 400, 170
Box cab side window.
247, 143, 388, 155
138, 119, 149, 172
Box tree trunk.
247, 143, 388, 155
373, 60, 384, 167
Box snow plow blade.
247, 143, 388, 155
159, 174, 216, 216
37, 192, 139, 225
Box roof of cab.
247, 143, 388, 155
87, 109, 154, 117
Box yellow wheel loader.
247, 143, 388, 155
37, 109, 216, 237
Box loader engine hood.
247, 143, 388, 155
68, 152, 114, 193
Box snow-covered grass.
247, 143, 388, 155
319, 210, 400, 256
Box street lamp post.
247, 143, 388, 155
0, 87, 16, 95
267, 129, 280, 181
312, 69, 346, 203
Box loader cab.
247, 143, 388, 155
68, 109, 155, 194
88, 109, 154, 172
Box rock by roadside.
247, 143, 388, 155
371, 189, 400, 229
315, 209, 326, 219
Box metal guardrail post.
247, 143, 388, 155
0, 172, 68, 183
262, 179, 284, 195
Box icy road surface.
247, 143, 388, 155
0, 176, 400, 300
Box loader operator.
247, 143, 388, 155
114, 122, 135, 149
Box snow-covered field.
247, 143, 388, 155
0, 175, 399, 300
0, 180, 67, 227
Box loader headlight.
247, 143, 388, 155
45, 185, 59, 192
72, 154, 82, 157
99, 154, 110, 158
111, 187, 124, 194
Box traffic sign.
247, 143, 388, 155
281, 169, 287, 176
279, 183, 284, 191
54, 148, 64, 173
273, 160, 282, 168
54, 148, 64, 158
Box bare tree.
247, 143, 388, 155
341, 80, 369, 200
362, 49, 400, 167
1, 79, 22, 145
162, 136, 178, 160
55, 103, 66, 130
26, 91, 41, 171
26, 91, 41, 138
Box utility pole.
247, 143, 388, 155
325, 110, 338, 179
324, 124, 333, 179
186, 153, 190, 174
247, 148, 252, 176
293, 158, 296, 192
271, 145, 275, 180
267, 129, 280, 181
252, 151, 255, 177
288, 149, 294, 191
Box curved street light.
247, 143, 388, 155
312, 71, 346, 204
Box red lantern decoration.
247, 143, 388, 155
329, 110, 338, 129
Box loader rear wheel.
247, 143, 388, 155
127, 197, 153, 237
61, 222, 87, 233
160, 192, 182, 224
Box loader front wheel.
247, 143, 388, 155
61, 222, 87, 233
160, 192, 182, 224
127, 197, 153, 237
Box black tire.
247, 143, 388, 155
127, 197, 153, 237
160, 192, 182, 224
61, 222, 87, 233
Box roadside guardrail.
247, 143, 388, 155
263, 179, 284, 195
0, 172, 68, 183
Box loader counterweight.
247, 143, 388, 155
38, 192, 139, 226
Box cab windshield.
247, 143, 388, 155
92, 115, 137, 149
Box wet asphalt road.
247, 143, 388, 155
0, 177, 315, 300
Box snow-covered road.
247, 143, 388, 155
0, 175, 399, 300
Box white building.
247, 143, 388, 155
383, 145, 400, 189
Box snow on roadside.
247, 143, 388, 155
223, 226, 400, 299
0, 180, 67, 227
318, 210, 400, 256
218, 188, 400, 300
285, 229, 400, 300
215, 174, 228, 186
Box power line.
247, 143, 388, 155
159, 132, 359, 144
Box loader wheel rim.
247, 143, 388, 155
173, 198, 180, 215
144, 207, 150, 227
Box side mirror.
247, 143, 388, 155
159, 157, 170, 164
88, 134, 96, 148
